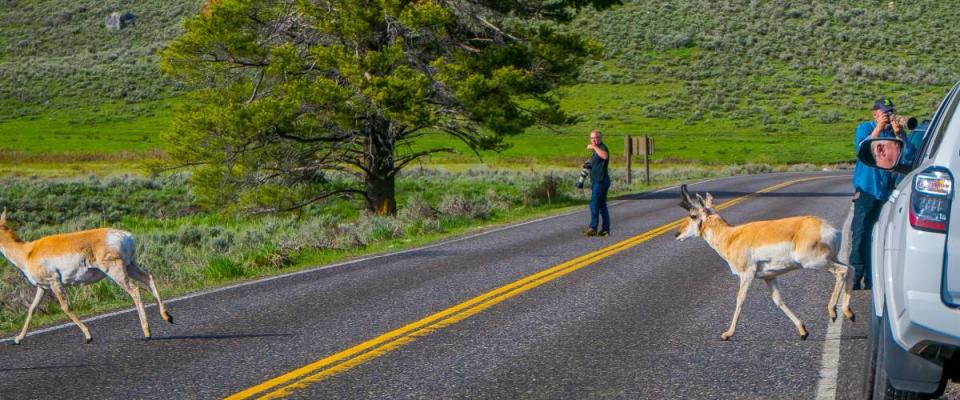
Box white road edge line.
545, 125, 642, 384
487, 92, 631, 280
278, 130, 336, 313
815, 200, 855, 400
816, 315, 844, 400
0, 173, 804, 343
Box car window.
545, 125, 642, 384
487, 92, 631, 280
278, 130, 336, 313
927, 84, 960, 159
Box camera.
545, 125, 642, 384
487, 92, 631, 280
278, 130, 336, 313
886, 112, 918, 131
576, 161, 591, 189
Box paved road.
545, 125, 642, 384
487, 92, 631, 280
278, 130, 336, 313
0, 172, 954, 399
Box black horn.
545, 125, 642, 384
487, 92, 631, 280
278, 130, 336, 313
679, 184, 695, 210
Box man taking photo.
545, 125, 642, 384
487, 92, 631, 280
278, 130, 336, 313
584, 129, 611, 237
850, 98, 904, 290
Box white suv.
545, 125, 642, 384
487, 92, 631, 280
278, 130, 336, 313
858, 84, 960, 399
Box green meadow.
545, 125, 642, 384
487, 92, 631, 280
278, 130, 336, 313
1, 81, 934, 172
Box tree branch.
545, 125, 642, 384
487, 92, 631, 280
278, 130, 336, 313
246, 188, 366, 214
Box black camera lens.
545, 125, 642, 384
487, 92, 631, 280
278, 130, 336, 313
576, 165, 590, 189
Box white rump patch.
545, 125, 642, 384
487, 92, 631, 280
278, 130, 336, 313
106, 229, 136, 262
820, 223, 840, 255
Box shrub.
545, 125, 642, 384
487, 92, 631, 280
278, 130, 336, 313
525, 173, 563, 205
203, 257, 246, 281
438, 193, 493, 220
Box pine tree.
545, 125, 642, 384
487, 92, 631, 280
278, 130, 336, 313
160, 0, 615, 214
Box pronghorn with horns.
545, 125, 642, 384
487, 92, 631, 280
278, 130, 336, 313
674, 185, 854, 340
0, 208, 172, 344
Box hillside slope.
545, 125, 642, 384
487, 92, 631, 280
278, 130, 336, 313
0, 0, 201, 112
0, 0, 956, 164
574, 0, 957, 129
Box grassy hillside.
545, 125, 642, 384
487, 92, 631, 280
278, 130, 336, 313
572, 0, 958, 130
0, 0, 199, 163
0, 0, 957, 166
0, 0, 201, 112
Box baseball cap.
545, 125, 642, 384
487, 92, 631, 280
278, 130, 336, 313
873, 98, 895, 113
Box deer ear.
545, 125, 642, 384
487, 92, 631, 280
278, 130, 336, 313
0, 208, 6, 224
695, 193, 707, 209
704, 193, 714, 209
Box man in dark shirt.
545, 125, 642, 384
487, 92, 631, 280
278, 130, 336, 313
584, 129, 611, 237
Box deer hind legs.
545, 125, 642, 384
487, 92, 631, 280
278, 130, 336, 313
128, 263, 173, 324
828, 263, 855, 322
103, 261, 151, 339
127, 283, 151, 339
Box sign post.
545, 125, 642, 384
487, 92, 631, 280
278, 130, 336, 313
644, 136, 654, 185
625, 135, 654, 186
624, 135, 633, 185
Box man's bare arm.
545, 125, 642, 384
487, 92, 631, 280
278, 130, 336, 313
589, 145, 608, 160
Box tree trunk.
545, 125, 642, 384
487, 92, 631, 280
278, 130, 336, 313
364, 118, 398, 215
366, 173, 396, 215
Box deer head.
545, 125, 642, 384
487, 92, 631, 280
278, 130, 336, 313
0, 207, 23, 246
675, 185, 715, 241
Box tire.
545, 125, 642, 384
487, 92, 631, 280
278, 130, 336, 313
870, 306, 940, 400
863, 307, 881, 398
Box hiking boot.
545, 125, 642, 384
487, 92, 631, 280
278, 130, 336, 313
583, 228, 598, 236
598, 230, 610, 237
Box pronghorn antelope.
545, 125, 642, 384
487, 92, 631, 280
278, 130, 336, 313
0, 209, 172, 344
674, 185, 854, 341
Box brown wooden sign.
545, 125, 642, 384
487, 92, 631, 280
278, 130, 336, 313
625, 135, 654, 185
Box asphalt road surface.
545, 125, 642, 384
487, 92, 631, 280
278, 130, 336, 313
1, 172, 957, 399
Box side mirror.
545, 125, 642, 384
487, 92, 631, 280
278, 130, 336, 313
858, 137, 905, 171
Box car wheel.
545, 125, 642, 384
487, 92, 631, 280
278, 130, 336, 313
871, 306, 937, 400
863, 307, 881, 398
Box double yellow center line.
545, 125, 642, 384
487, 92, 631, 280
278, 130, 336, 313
227, 175, 834, 399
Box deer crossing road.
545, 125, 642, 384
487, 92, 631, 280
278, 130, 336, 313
0, 172, 909, 399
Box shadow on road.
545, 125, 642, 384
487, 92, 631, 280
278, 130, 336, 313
0, 364, 102, 372
619, 190, 852, 201
150, 333, 293, 341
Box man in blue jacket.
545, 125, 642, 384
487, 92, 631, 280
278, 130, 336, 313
850, 98, 906, 290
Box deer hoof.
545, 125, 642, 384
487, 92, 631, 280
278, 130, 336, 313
165, 313, 174, 324
845, 310, 856, 322
11, 338, 22, 345
800, 331, 809, 340
85, 337, 93, 344
829, 313, 837, 322
720, 332, 732, 341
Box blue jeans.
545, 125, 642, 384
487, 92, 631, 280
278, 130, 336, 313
589, 179, 611, 232
850, 192, 885, 289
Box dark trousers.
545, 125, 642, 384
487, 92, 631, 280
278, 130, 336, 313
850, 192, 885, 289
589, 179, 611, 231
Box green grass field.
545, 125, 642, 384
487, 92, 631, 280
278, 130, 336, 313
1, 82, 901, 172
0, 99, 173, 153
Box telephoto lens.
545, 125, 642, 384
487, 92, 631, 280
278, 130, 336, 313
576, 162, 591, 189
892, 114, 918, 131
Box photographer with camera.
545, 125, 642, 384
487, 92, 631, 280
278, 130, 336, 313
583, 129, 611, 237
849, 98, 906, 290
